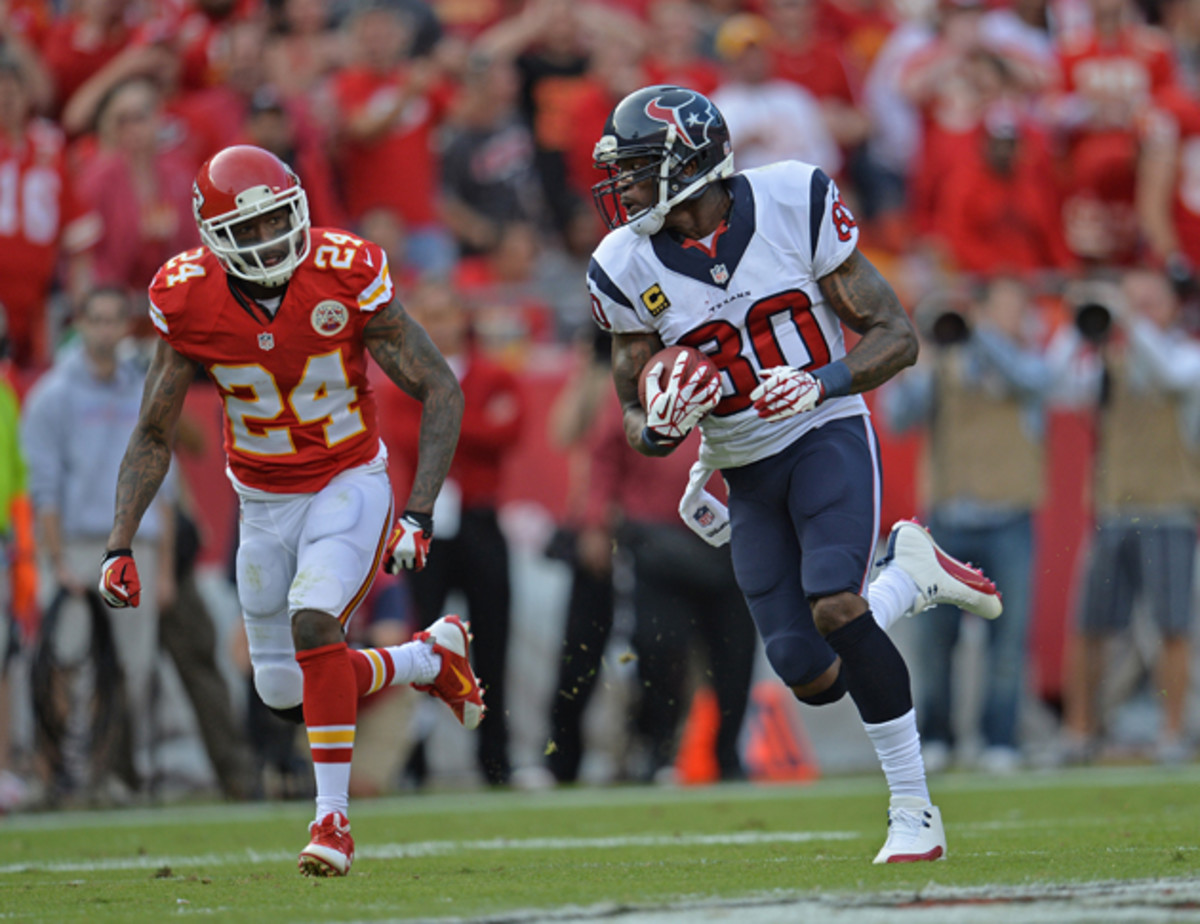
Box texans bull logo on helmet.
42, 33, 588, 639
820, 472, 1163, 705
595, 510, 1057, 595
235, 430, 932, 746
643, 89, 722, 152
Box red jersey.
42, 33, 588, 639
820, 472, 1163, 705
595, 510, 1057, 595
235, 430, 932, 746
329, 67, 450, 225
380, 347, 524, 510
0, 119, 95, 366
148, 228, 393, 493
1142, 87, 1200, 267
938, 129, 1074, 276
1057, 27, 1176, 112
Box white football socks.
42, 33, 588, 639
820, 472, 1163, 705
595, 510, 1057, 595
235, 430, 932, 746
863, 708, 930, 804
388, 640, 441, 686
868, 564, 921, 631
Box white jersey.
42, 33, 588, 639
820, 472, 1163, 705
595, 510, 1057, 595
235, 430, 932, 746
587, 160, 869, 470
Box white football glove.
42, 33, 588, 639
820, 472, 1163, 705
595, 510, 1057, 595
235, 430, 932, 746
750, 366, 823, 422
678, 461, 731, 547
644, 352, 721, 447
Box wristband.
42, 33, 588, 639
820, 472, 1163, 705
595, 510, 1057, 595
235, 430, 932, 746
641, 426, 682, 449
401, 509, 434, 537
812, 360, 852, 399
102, 548, 133, 562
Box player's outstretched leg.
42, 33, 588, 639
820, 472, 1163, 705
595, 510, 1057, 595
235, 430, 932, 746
878, 520, 1003, 620
298, 810, 355, 876
873, 796, 947, 864
412, 615, 486, 730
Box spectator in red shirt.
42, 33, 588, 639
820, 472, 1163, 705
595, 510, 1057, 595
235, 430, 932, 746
641, 0, 721, 97
1052, 0, 1179, 264
764, 0, 873, 157
1136, 84, 1200, 286
900, 0, 1038, 239
329, 1, 456, 277
0, 53, 95, 370
0, 0, 52, 113
935, 103, 1075, 278
816, 0, 898, 78
40, 0, 138, 115
73, 76, 200, 299
377, 279, 526, 786
263, 0, 349, 106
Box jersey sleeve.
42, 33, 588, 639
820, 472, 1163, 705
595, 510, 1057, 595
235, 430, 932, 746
807, 169, 860, 279
586, 250, 650, 335
310, 229, 393, 314
147, 247, 210, 348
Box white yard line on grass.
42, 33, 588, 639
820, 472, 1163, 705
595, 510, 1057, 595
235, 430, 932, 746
0, 830, 858, 875
6, 765, 1199, 832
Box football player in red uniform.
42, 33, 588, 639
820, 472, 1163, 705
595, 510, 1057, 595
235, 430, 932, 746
97, 145, 481, 877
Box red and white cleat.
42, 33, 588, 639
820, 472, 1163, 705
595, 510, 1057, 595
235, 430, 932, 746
873, 797, 947, 864
880, 520, 1003, 620
412, 615, 486, 730
298, 811, 354, 876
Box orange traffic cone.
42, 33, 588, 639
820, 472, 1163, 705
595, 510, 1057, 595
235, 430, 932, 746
742, 681, 819, 783
674, 685, 721, 785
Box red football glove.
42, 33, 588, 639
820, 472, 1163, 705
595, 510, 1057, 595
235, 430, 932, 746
750, 366, 823, 421
99, 549, 141, 608
383, 511, 434, 573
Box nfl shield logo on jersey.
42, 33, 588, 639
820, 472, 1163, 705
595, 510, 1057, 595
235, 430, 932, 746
710, 264, 729, 284
258, 332, 275, 351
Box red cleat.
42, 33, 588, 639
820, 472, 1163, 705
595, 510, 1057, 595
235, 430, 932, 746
412, 615, 486, 730
298, 811, 354, 876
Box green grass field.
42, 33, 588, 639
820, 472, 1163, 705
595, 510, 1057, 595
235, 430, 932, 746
1, 765, 1198, 923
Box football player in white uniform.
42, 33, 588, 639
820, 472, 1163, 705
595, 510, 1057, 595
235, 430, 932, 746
587, 85, 1004, 863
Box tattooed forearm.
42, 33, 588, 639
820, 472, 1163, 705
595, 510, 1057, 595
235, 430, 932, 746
366, 303, 464, 514
818, 250, 918, 393
110, 435, 173, 548
107, 342, 194, 550
613, 332, 671, 455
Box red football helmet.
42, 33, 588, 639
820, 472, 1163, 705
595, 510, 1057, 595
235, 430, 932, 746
193, 145, 310, 288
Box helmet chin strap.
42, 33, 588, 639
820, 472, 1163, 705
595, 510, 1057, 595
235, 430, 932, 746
629, 154, 736, 237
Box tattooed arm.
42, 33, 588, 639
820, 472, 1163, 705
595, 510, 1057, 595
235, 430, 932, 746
105, 340, 196, 551
818, 249, 919, 393
365, 301, 464, 514
612, 330, 671, 456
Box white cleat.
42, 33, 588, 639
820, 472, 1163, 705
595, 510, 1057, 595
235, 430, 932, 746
879, 519, 1003, 620
873, 796, 947, 864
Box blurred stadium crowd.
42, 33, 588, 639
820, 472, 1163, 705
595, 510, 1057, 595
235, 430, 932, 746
2, 0, 1200, 808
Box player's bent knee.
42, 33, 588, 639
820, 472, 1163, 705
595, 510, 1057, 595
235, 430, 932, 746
254, 661, 304, 711
764, 633, 830, 689
268, 704, 306, 725
237, 539, 291, 619
795, 671, 847, 706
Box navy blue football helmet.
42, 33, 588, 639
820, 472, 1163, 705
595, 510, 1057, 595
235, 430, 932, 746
592, 85, 734, 236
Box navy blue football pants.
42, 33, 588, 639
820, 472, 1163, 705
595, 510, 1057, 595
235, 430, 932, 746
723, 415, 882, 688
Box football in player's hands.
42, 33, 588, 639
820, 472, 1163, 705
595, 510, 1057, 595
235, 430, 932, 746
637, 345, 719, 412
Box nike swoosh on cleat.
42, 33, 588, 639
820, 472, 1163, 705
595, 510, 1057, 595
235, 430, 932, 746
451, 665, 474, 697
